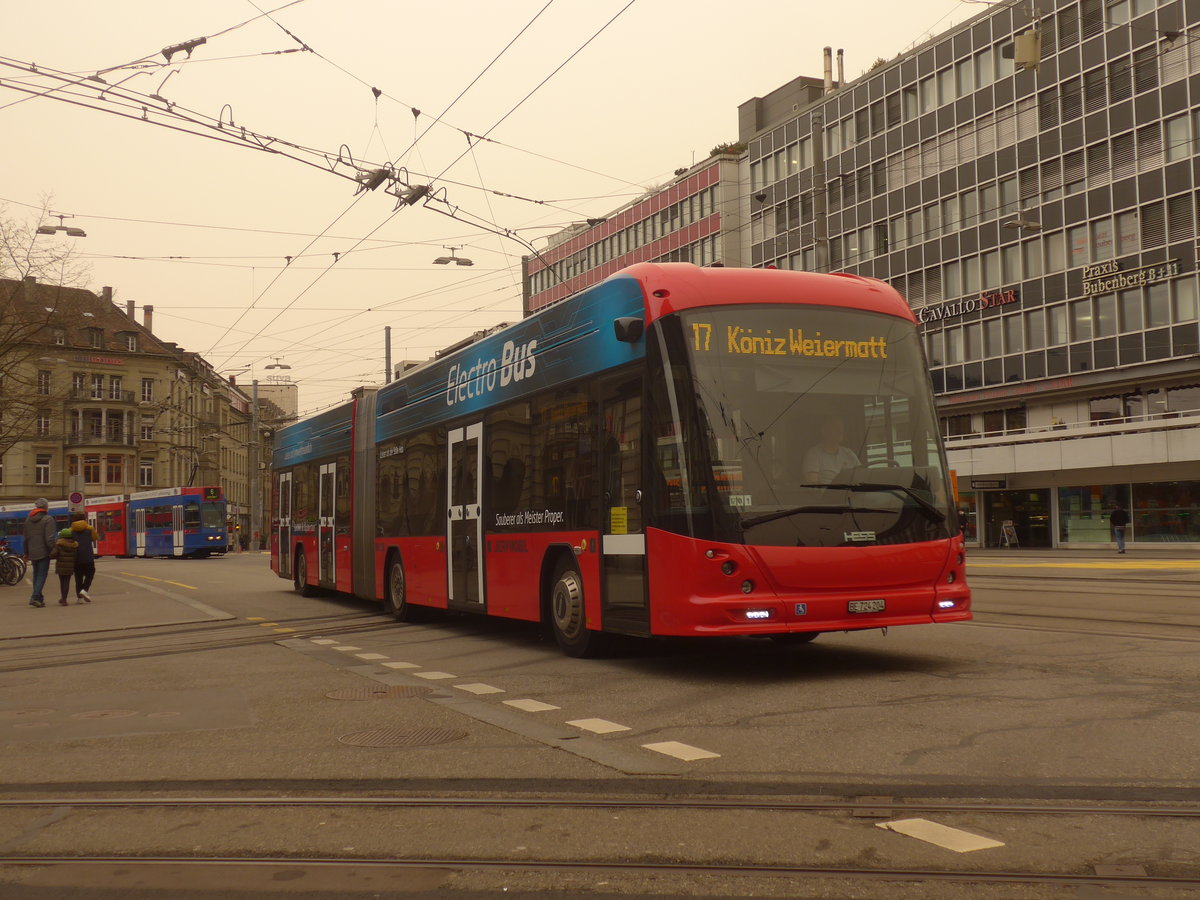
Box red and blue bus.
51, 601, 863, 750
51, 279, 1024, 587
271, 263, 970, 656
125, 486, 228, 558
0, 501, 70, 555
87, 493, 129, 558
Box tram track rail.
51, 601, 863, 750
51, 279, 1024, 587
0, 853, 1197, 890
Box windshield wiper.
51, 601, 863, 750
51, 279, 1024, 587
738, 504, 848, 530
823, 482, 947, 523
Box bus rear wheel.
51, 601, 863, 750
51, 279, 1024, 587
549, 559, 605, 658
385, 553, 422, 621
294, 549, 316, 597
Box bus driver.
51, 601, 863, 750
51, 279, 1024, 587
802, 415, 861, 485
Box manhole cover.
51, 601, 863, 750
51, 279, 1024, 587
0, 708, 55, 719
338, 727, 468, 748
72, 709, 140, 720
325, 686, 435, 701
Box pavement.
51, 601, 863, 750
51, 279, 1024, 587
1, 556, 242, 641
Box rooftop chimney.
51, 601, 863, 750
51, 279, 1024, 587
837, 49, 844, 89
101, 286, 113, 303
126, 300, 135, 319
144, 304, 154, 333
823, 47, 833, 94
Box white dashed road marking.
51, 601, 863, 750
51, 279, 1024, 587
381, 661, 420, 669
310, 639, 338, 645
877, 819, 1005, 852
413, 671, 456, 680
355, 653, 388, 660
454, 683, 504, 695
641, 741, 720, 761
503, 699, 560, 712
333, 646, 360, 652
566, 718, 630, 734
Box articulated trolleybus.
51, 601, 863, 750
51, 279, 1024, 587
271, 263, 970, 656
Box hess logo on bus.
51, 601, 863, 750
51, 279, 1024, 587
446, 338, 538, 406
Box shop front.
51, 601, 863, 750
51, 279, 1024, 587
982, 489, 1053, 548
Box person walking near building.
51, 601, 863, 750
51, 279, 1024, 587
49, 528, 79, 606
1110, 504, 1130, 554
68, 513, 97, 602
23, 498, 58, 608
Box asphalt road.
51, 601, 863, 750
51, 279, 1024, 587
1, 550, 1197, 898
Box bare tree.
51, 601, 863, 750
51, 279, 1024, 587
0, 201, 90, 459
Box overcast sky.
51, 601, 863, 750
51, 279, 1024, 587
2, 0, 980, 416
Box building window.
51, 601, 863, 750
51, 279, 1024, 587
139, 457, 154, 487
72, 372, 86, 395
91, 374, 104, 399
141, 378, 154, 403
36, 412, 51, 437
35, 454, 51, 485
88, 328, 103, 349
67, 455, 78, 477
83, 455, 101, 483
123, 333, 137, 352
36, 369, 51, 395
106, 455, 124, 484
52, 328, 66, 346
108, 376, 123, 401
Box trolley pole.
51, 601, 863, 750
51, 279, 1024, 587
250, 379, 261, 553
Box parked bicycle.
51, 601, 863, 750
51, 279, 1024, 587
0, 538, 26, 586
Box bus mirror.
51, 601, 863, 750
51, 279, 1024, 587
613, 317, 644, 343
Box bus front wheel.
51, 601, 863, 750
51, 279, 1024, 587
549, 559, 605, 658
294, 549, 316, 597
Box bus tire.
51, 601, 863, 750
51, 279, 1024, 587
769, 632, 819, 645
549, 558, 605, 658
294, 548, 316, 597
384, 552, 422, 622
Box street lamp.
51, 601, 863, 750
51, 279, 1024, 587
433, 246, 474, 266
36, 214, 87, 238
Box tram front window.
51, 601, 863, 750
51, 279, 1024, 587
657, 304, 956, 548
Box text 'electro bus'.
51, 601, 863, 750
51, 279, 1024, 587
270, 264, 970, 656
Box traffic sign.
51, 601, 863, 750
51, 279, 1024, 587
68, 491, 85, 513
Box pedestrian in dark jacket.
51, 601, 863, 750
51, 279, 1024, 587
68, 514, 98, 602
49, 528, 79, 606
1110, 504, 1130, 553
23, 498, 58, 608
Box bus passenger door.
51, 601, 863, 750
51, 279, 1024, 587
600, 379, 648, 634
135, 508, 146, 557
277, 472, 293, 578
447, 423, 484, 609
318, 462, 335, 585
172, 504, 184, 556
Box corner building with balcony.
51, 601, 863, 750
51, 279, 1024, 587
741, 0, 1200, 550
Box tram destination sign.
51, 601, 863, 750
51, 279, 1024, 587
1081, 259, 1181, 296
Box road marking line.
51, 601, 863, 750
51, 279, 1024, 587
332, 646, 361, 652
310, 638, 338, 645
355, 653, 388, 660
414, 671, 456, 680
642, 741, 720, 761
273, 628, 296, 633
504, 699, 559, 712
164, 581, 197, 590
566, 718, 630, 734
455, 683, 504, 695
259, 623, 279, 627
247, 617, 266, 622
120, 573, 164, 582
381, 661, 420, 669
876, 819, 1004, 852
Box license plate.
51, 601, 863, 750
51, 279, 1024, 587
848, 599, 886, 614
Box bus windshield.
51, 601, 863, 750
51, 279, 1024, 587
651, 304, 957, 548
200, 502, 225, 530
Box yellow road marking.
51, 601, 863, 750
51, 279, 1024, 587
273, 627, 296, 633
259, 622, 279, 627
120, 572, 164, 582
164, 581, 197, 590
246, 617, 266, 622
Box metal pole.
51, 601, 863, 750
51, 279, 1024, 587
385, 325, 392, 383
250, 379, 261, 552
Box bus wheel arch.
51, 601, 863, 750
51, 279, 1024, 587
294, 546, 316, 597
543, 549, 605, 658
